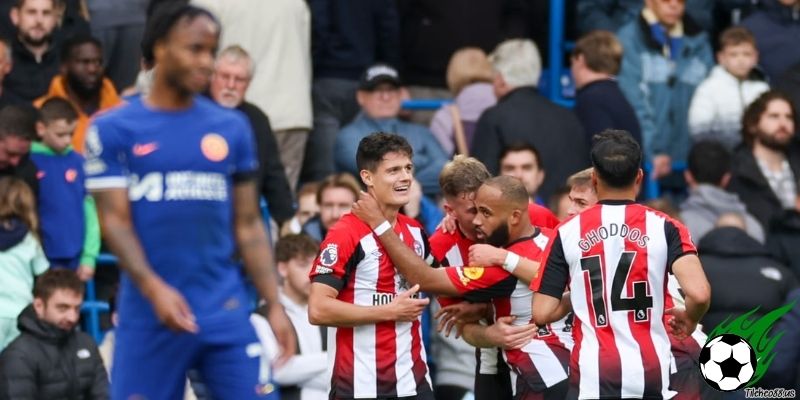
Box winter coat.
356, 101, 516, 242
688, 65, 770, 150
574, 78, 642, 148
741, 0, 800, 81
429, 82, 496, 155
0, 219, 49, 322
617, 13, 713, 162
470, 87, 590, 200
0, 305, 109, 400
697, 227, 798, 334
679, 184, 765, 243
777, 61, 800, 128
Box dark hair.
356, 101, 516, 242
572, 30, 623, 75
719, 26, 756, 50
741, 90, 795, 147
275, 234, 319, 263
500, 142, 544, 170
13, 0, 55, 9
355, 132, 413, 172
33, 268, 85, 301
688, 140, 730, 185
141, 3, 218, 66
590, 129, 641, 188
0, 105, 38, 141
39, 97, 78, 124
60, 34, 102, 64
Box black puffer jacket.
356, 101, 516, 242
0, 305, 109, 400
698, 227, 799, 334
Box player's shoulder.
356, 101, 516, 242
92, 96, 142, 124
429, 227, 457, 246
195, 96, 250, 127
397, 213, 424, 231
326, 213, 373, 240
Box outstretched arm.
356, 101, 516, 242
468, 244, 540, 285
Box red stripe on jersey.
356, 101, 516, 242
624, 206, 662, 397
579, 206, 623, 398
570, 314, 584, 392
333, 276, 357, 397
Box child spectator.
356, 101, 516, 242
688, 27, 769, 149
0, 177, 49, 351
29, 97, 100, 281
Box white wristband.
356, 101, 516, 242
503, 252, 520, 273
373, 220, 391, 236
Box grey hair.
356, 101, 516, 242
216, 44, 255, 79
489, 39, 541, 88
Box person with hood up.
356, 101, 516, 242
0, 177, 48, 352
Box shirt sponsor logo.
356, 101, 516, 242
463, 266, 484, 280
315, 265, 333, 275
320, 244, 338, 267
201, 133, 229, 162
128, 171, 227, 202
578, 223, 650, 252
132, 142, 159, 157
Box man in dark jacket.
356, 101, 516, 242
0, 104, 38, 197
728, 90, 799, 230
471, 39, 589, 201
571, 30, 641, 148
697, 214, 798, 334
0, 269, 109, 400
209, 45, 294, 226
741, 0, 800, 81
777, 61, 800, 127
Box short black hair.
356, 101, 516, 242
60, 34, 102, 64
500, 142, 544, 170
688, 140, 730, 185
13, 0, 55, 9
33, 268, 85, 302
0, 105, 38, 141
141, 2, 218, 66
39, 97, 79, 124
590, 129, 641, 188
356, 132, 413, 172
275, 234, 319, 263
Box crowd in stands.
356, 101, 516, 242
0, 0, 799, 398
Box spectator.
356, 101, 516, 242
688, 27, 769, 150
301, 0, 400, 184
34, 35, 122, 153
280, 182, 320, 237
577, 0, 715, 35
302, 173, 360, 243
760, 287, 800, 390
0, 177, 48, 351
86, 0, 147, 90
397, 0, 529, 124
30, 97, 100, 278
208, 45, 294, 226
192, 0, 312, 192
334, 63, 448, 197
471, 39, 589, 200
777, 60, 800, 127
565, 167, 598, 217
4, 0, 61, 102
0, 269, 109, 399
429, 47, 496, 156
571, 30, 642, 147
617, 0, 713, 181
498, 142, 546, 205
0, 105, 38, 196
255, 234, 329, 399
741, 0, 800, 82
698, 213, 798, 333
680, 140, 765, 243
0, 38, 26, 109
729, 90, 799, 229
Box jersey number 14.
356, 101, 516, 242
580, 251, 653, 327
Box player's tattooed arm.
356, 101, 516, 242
460, 316, 536, 349
468, 244, 540, 285
93, 189, 198, 333
233, 181, 297, 363
351, 191, 461, 297
309, 283, 429, 326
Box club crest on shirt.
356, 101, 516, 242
413, 240, 424, 257
320, 244, 338, 267
201, 133, 229, 162
65, 168, 77, 183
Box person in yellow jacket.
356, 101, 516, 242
34, 34, 122, 154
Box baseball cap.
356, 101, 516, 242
359, 63, 402, 91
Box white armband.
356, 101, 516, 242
503, 252, 520, 273
373, 220, 391, 236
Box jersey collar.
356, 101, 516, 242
598, 199, 636, 205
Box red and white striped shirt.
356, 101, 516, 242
310, 213, 433, 399
444, 228, 573, 392
536, 200, 696, 399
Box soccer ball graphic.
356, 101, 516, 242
699, 334, 757, 392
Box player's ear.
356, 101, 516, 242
276, 262, 288, 279
359, 169, 373, 188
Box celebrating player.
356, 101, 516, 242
85, 4, 294, 399
533, 130, 711, 399
307, 133, 434, 400
353, 175, 572, 399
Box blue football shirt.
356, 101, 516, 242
85, 96, 259, 329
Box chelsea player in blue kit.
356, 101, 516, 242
84, 5, 296, 399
